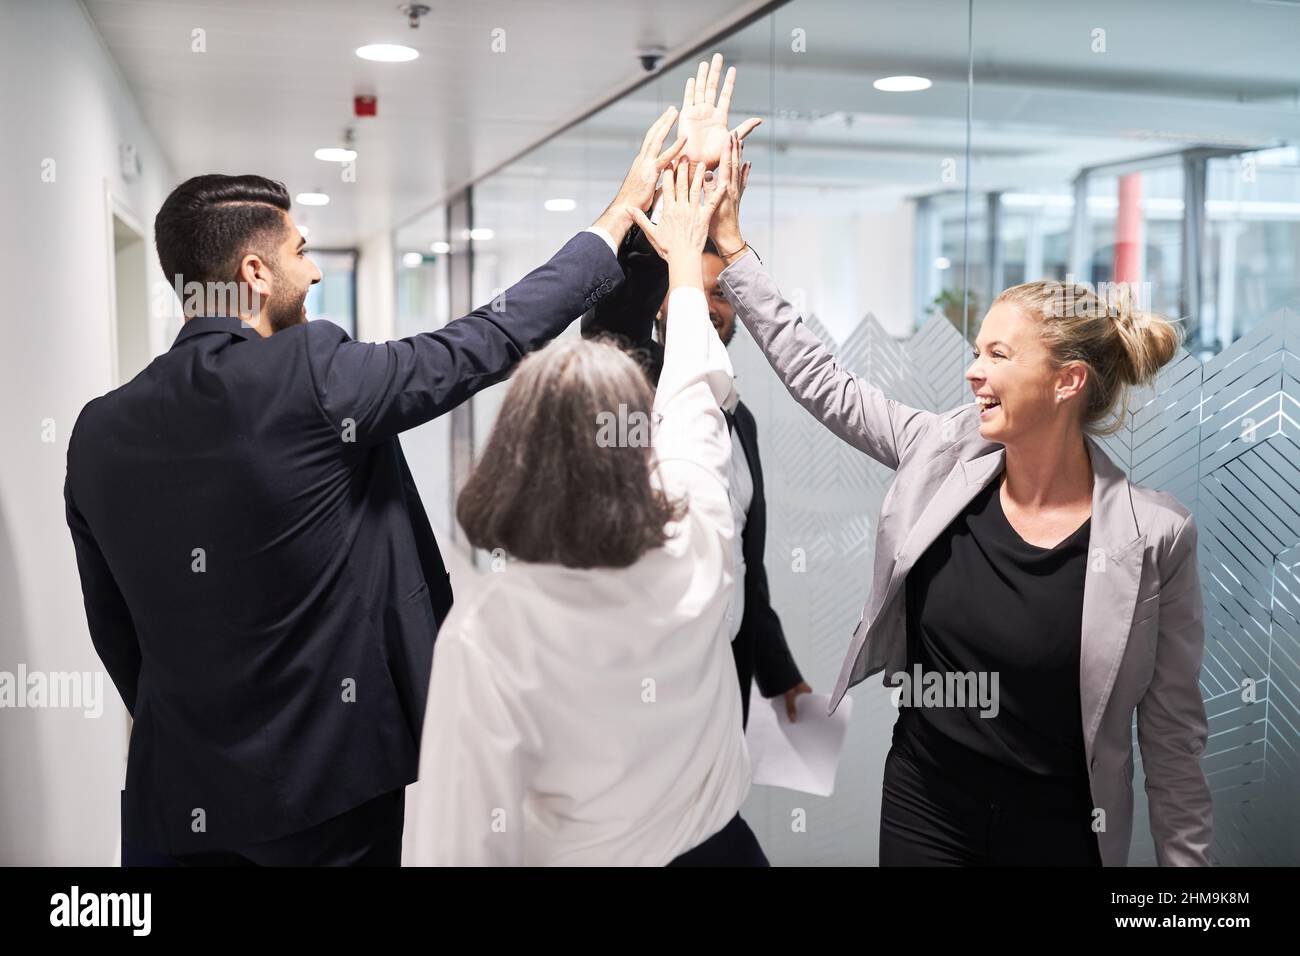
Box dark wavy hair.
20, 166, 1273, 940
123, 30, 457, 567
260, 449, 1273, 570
457, 337, 686, 568
154, 174, 291, 287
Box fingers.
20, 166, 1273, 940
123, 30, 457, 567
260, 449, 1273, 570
641, 106, 678, 156
704, 53, 723, 106
722, 133, 739, 194
628, 207, 665, 258
705, 149, 730, 214
786, 696, 799, 723
732, 117, 762, 141
689, 159, 707, 205
716, 65, 736, 118
682, 76, 694, 114
703, 174, 727, 217
675, 159, 690, 204
654, 134, 686, 170
639, 105, 672, 153
741, 160, 751, 196
693, 60, 709, 106
720, 136, 735, 190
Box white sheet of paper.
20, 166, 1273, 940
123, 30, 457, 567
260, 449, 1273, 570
744, 689, 853, 797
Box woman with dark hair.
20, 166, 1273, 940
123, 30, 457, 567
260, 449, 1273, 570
410, 150, 767, 865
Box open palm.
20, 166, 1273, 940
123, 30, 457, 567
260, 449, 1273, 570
678, 54, 761, 168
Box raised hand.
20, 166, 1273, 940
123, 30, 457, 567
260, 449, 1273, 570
631, 149, 733, 294
594, 105, 687, 243
677, 53, 762, 168
708, 130, 751, 262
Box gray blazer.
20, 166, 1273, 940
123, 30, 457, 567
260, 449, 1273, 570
718, 249, 1213, 866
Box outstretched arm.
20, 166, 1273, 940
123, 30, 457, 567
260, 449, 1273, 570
711, 134, 938, 470
634, 152, 736, 529
310, 108, 689, 447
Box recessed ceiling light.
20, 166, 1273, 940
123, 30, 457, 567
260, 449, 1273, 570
315, 147, 357, 162
544, 198, 576, 212
873, 75, 932, 92
356, 43, 419, 62
469, 227, 494, 241
430, 241, 451, 254
934, 256, 951, 270
402, 252, 425, 268
298, 226, 311, 239
296, 192, 329, 206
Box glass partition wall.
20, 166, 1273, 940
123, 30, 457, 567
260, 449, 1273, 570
394, 0, 1299, 865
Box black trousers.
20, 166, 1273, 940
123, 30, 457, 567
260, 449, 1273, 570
158, 788, 406, 867
880, 710, 1102, 867
668, 813, 770, 866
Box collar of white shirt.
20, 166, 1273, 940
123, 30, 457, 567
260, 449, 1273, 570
721, 381, 740, 414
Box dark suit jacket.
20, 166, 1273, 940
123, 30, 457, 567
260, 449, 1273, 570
66, 231, 621, 854
582, 228, 803, 728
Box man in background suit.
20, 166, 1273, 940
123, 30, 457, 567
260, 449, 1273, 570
583, 229, 812, 728
64, 107, 686, 865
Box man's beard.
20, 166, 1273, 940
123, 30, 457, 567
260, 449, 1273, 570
266, 288, 308, 333
712, 315, 735, 346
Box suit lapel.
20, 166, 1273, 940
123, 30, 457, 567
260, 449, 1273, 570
730, 403, 759, 482
887, 447, 1006, 603
1079, 436, 1146, 758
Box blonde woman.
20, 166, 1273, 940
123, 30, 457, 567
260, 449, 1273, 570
410, 154, 767, 865
705, 135, 1212, 866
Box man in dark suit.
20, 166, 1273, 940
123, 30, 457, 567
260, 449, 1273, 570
65, 107, 687, 865
582, 229, 811, 729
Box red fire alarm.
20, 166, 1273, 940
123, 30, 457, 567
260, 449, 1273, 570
354, 95, 377, 118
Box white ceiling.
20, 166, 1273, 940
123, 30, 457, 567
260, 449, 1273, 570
432, 0, 1300, 251
86, 0, 1300, 252
82, 0, 771, 247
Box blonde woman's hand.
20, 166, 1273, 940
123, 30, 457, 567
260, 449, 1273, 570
709, 131, 751, 263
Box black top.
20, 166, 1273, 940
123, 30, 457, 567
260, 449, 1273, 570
902, 470, 1093, 779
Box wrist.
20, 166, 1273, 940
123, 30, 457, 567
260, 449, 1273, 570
667, 258, 704, 296
593, 203, 633, 247
712, 228, 746, 260
717, 239, 748, 265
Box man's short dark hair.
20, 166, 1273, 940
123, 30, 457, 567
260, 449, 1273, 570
154, 174, 291, 287
703, 237, 720, 258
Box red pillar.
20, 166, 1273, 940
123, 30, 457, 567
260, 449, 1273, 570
1113, 172, 1142, 284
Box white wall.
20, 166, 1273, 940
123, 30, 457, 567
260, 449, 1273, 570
0, 0, 175, 864
764, 189, 919, 343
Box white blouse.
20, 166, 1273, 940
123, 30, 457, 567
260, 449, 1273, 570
409, 286, 750, 866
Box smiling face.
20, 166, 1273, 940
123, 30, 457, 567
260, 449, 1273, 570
702, 252, 735, 345
262, 213, 321, 332
965, 301, 1084, 445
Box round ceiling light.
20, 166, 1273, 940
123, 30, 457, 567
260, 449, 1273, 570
356, 44, 419, 62
873, 75, 932, 92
